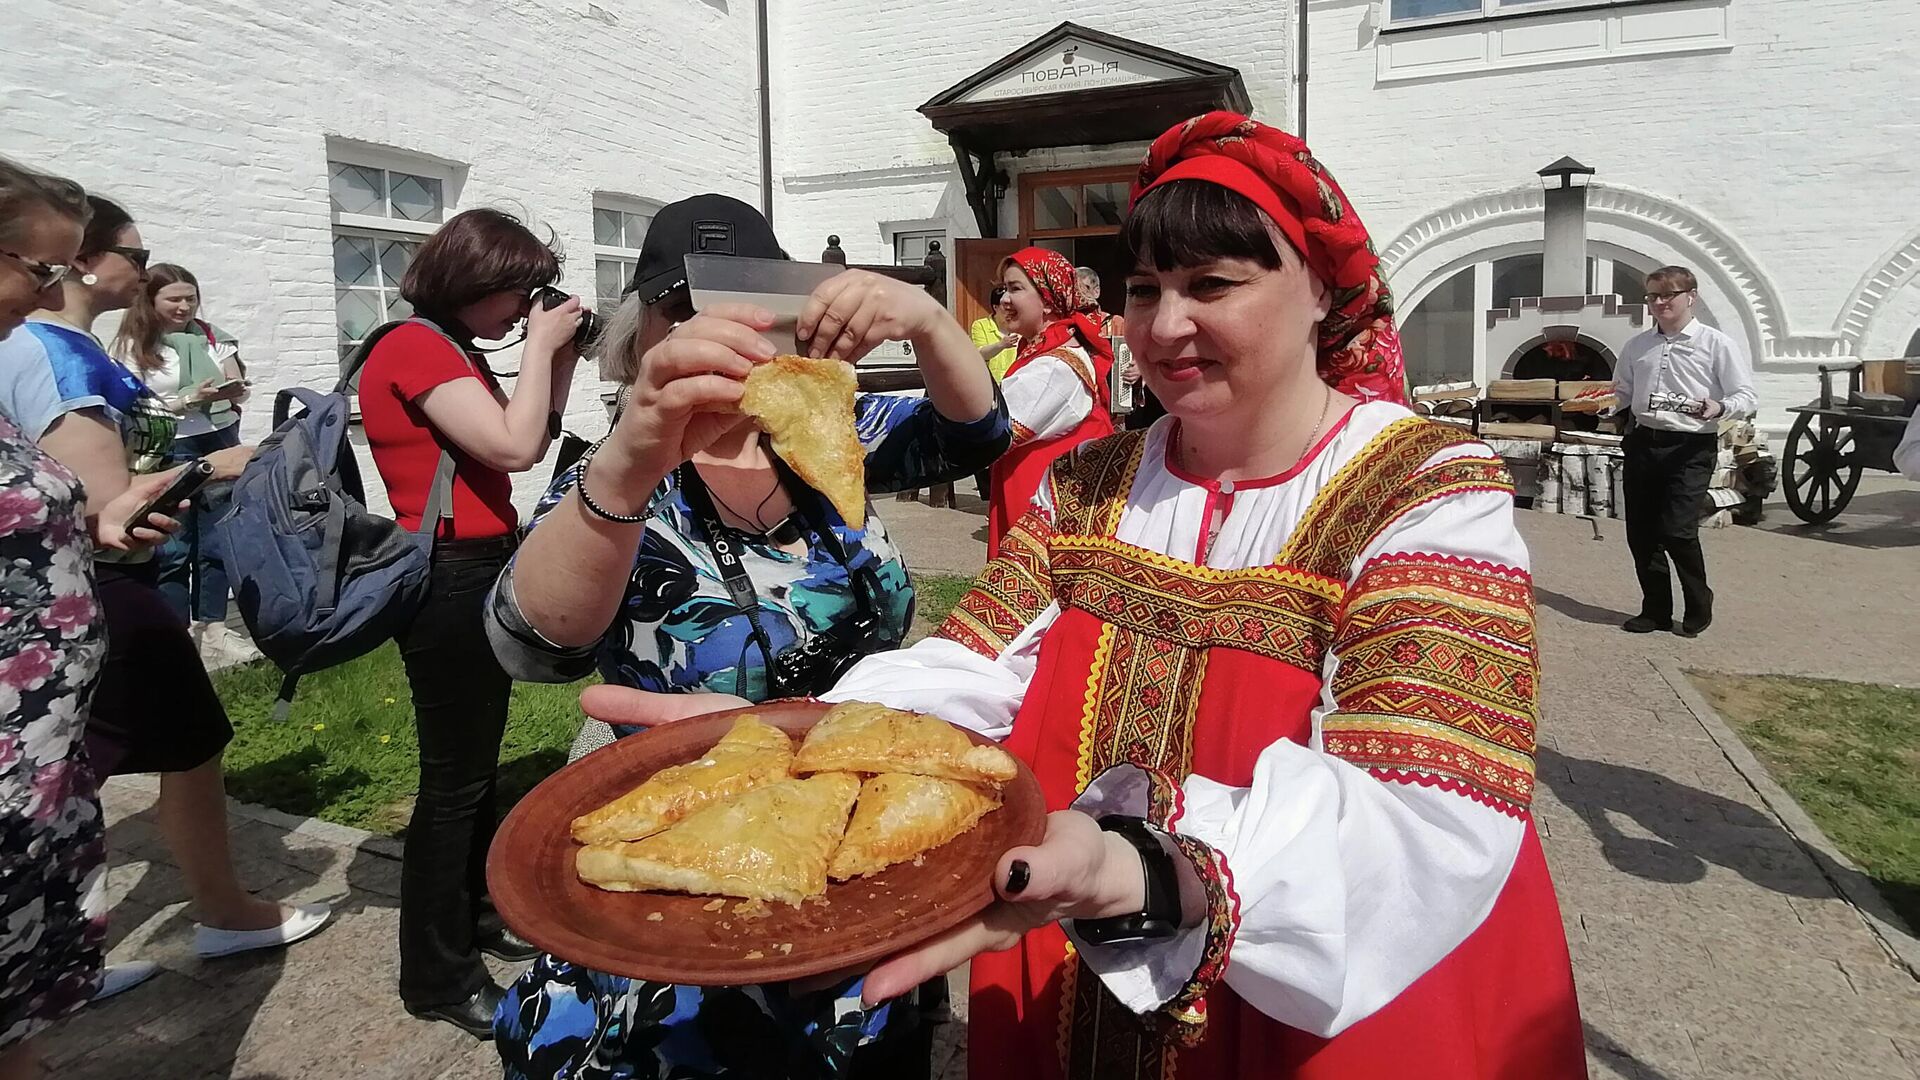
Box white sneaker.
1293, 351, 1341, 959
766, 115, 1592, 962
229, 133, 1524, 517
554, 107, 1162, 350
92, 961, 159, 1002
194, 902, 334, 959
219, 623, 262, 663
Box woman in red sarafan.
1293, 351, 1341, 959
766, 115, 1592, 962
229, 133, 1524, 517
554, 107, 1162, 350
985, 247, 1114, 557
577, 111, 1587, 1078
824, 112, 1588, 1079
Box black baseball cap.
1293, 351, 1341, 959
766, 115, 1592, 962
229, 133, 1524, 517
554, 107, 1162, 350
626, 193, 788, 305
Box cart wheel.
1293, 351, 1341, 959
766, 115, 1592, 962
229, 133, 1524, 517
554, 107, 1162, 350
1782, 413, 1862, 524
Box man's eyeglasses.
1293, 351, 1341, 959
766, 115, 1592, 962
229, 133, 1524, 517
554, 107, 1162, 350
0, 248, 72, 291
1644, 289, 1690, 303
103, 245, 151, 271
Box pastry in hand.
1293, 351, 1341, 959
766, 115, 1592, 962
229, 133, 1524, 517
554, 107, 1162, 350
829, 773, 1002, 881
792, 701, 1018, 785
575, 773, 862, 905
569, 715, 793, 845
740, 355, 866, 529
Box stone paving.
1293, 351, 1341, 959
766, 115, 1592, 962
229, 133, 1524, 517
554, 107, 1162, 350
43, 475, 1920, 1079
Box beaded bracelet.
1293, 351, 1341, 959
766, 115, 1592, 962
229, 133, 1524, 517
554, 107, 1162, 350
576, 436, 653, 524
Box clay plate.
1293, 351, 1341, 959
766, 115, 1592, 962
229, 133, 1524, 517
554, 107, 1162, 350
487, 699, 1045, 986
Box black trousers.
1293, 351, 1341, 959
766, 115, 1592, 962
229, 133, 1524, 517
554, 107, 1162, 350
1622, 426, 1717, 622
395, 536, 515, 1007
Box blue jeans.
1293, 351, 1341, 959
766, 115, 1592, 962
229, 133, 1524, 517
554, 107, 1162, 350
155, 425, 242, 623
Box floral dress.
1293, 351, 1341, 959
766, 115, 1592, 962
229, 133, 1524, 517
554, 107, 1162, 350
487, 390, 1009, 1079
0, 413, 108, 1050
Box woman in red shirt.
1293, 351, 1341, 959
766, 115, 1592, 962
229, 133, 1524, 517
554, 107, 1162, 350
355, 208, 583, 1036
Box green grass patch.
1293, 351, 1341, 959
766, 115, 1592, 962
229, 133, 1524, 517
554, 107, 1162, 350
1689, 670, 1920, 930
215, 643, 591, 836
910, 572, 975, 640
216, 572, 979, 836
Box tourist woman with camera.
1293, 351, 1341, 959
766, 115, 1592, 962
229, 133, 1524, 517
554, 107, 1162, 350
484, 194, 1007, 1076
355, 207, 583, 1036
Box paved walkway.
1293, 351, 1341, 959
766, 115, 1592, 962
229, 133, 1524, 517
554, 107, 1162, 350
44, 477, 1920, 1079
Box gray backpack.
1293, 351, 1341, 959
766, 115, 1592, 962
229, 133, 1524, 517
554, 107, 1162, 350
218, 318, 456, 719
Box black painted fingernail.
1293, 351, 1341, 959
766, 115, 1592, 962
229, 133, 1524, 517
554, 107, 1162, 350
1005, 860, 1030, 895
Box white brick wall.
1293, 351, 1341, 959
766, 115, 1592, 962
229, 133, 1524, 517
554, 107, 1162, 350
765, 0, 1920, 439
767, 4, 1297, 261
9, 0, 1917, 475
3, 0, 763, 510
1307, 0, 1920, 436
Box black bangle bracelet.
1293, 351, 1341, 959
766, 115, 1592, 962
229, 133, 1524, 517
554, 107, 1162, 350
576, 437, 652, 524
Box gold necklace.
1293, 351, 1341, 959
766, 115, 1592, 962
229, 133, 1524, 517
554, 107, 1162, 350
1177, 383, 1337, 481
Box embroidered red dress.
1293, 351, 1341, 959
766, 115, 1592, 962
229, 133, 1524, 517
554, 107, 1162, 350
986, 248, 1115, 558
987, 337, 1113, 558
829, 405, 1587, 1079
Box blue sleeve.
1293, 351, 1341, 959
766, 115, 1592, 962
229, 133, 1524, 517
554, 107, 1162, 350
0, 332, 72, 440
855, 386, 1011, 494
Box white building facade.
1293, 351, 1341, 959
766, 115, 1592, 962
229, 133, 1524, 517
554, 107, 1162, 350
5, 0, 1917, 514
767, 0, 1920, 440
3, 0, 766, 507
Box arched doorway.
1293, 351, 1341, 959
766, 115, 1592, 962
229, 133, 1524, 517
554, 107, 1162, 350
1396, 248, 1687, 389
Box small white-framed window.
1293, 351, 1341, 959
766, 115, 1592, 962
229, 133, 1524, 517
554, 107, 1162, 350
593, 198, 659, 311
1386, 0, 1630, 30
329, 149, 457, 364
892, 229, 945, 267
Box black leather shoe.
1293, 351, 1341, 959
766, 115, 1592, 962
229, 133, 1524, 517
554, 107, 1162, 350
406, 982, 504, 1040
1677, 613, 1712, 638
1621, 615, 1672, 634
477, 926, 540, 963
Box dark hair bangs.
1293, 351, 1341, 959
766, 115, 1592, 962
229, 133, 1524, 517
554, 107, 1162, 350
1122, 180, 1285, 273
402, 208, 562, 319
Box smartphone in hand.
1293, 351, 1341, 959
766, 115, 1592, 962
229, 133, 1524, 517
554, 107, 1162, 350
125, 459, 214, 534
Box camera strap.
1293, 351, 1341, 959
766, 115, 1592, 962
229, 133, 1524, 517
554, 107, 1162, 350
674, 447, 882, 696
676, 463, 783, 683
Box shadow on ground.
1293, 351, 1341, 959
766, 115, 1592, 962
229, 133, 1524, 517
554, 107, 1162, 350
1538, 748, 1828, 897
223, 747, 370, 823
1752, 487, 1920, 550
1585, 1021, 1681, 1080
1534, 587, 1630, 627
50, 810, 321, 1077
495, 748, 567, 819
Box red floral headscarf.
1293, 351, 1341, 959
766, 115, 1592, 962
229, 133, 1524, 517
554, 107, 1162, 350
1003, 247, 1114, 407
1129, 112, 1408, 404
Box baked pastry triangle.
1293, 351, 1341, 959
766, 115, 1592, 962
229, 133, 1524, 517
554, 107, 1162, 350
575, 773, 862, 905
740, 355, 867, 529
792, 701, 1018, 785
828, 773, 1002, 881
569, 715, 794, 845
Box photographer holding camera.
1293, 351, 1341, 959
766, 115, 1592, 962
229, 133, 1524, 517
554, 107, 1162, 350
355, 207, 586, 1036
483, 194, 1007, 1076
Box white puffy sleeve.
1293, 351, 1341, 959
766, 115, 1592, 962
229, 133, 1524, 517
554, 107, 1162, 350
823, 476, 1064, 740
1002, 348, 1096, 445
1065, 448, 1539, 1040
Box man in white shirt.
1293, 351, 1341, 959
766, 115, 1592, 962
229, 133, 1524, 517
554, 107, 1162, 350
1896, 409, 1920, 482
1612, 265, 1756, 636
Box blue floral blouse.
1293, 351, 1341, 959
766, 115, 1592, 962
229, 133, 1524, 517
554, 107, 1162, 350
488, 390, 1008, 701
486, 388, 1007, 1079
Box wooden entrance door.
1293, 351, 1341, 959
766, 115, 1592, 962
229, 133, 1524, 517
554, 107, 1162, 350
955, 238, 1023, 334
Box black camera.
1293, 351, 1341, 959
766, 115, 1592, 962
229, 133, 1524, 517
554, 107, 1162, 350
766, 612, 880, 699
534, 286, 604, 352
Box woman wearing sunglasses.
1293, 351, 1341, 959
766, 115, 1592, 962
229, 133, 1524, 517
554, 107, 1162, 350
0, 156, 211, 1080
0, 194, 332, 1004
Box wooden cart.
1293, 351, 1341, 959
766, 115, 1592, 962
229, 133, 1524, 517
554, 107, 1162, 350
1780, 361, 1917, 524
